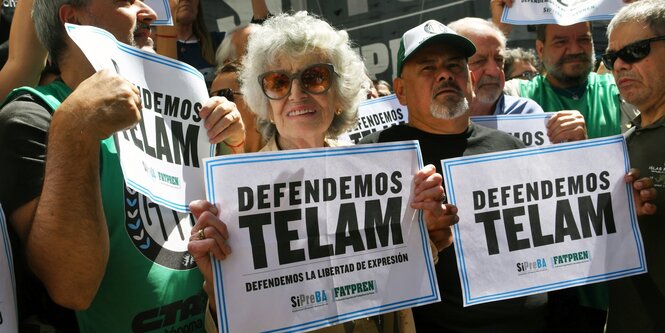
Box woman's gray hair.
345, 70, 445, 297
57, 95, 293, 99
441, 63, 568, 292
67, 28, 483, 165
240, 11, 368, 141
608, 0, 665, 38
33, 0, 90, 70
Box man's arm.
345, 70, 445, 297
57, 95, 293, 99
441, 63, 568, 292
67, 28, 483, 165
0, 0, 47, 99
15, 70, 142, 310
490, 0, 514, 37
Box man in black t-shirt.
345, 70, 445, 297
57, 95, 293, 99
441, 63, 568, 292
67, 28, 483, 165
361, 20, 548, 333
604, 1, 665, 331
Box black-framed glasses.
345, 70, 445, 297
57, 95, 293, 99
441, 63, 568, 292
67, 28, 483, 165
509, 71, 538, 81
601, 36, 665, 70
258, 63, 337, 100
210, 88, 242, 102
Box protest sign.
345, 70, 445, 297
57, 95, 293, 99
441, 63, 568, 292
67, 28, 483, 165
471, 114, 553, 147
204, 141, 439, 332
66, 23, 214, 212
441, 135, 646, 306
0, 205, 18, 333
501, 0, 623, 26
340, 95, 407, 144
146, 0, 173, 25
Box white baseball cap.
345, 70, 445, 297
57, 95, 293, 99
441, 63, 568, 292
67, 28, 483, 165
396, 20, 476, 76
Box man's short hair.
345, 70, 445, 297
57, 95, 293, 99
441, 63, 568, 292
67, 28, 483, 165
536, 22, 593, 42
447, 17, 507, 48
33, 0, 90, 70
608, 0, 665, 38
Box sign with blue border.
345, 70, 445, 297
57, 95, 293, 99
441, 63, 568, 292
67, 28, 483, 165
204, 141, 440, 332
502, 0, 623, 26
146, 0, 173, 26
66, 23, 214, 213
339, 94, 408, 144
471, 114, 553, 147
442, 135, 646, 306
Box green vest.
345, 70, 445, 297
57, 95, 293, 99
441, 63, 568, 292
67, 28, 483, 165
518, 73, 621, 139
518, 74, 617, 310
6, 81, 206, 332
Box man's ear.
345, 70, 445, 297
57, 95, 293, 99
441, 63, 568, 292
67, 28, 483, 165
393, 77, 407, 106
535, 40, 545, 61
59, 4, 81, 25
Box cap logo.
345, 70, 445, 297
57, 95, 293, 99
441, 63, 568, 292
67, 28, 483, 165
423, 21, 448, 35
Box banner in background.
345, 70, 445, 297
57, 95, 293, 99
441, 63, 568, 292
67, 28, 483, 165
340, 95, 407, 144
501, 0, 624, 26
471, 114, 553, 147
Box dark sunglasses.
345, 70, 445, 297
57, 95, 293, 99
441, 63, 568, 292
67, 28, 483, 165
601, 36, 665, 70
509, 71, 538, 81
258, 63, 337, 100
210, 88, 242, 102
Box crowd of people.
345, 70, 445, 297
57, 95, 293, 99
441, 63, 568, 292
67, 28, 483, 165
0, 0, 663, 332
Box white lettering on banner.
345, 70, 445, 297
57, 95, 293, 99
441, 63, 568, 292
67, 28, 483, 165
1, 0, 17, 8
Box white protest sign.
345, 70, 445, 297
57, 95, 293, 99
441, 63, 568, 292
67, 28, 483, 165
0, 205, 18, 333
146, 0, 173, 26
441, 135, 646, 307
66, 23, 214, 212
471, 114, 553, 147
204, 141, 439, 333
340, 94, 407, 143
501, 0, 623, 26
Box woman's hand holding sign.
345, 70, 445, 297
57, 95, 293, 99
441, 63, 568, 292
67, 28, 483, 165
411, 164, 460, 253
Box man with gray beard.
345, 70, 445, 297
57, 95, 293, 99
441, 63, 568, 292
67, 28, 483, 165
449, 17, 587, 144
361, 20, 548, 332
447, 18, 543, 117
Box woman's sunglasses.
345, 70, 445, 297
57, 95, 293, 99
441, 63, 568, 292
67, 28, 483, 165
210, 88, 242, 102
601, 36, 665, 70
258, 63, 337, 100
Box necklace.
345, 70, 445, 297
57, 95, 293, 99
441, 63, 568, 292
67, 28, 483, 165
179, 32, 195, 53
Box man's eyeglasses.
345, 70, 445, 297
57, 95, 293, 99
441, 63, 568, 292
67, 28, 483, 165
601, 35, 665, 70
258, 63, 337, 100
509, 71, 538, 81
210, 88, 242, 102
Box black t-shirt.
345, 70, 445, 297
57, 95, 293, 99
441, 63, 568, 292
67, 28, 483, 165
0, 94, 51, 216
362, 123, 548, 333
0, 93, 79, 332
607, 116, 665, 333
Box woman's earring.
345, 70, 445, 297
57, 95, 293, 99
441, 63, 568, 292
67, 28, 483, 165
335, 108, 342, 116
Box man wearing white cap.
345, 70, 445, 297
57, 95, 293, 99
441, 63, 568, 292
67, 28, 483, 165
362, 20, 548, 332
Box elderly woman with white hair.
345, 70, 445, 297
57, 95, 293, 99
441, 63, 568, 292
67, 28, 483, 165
188, 11, 458, 333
